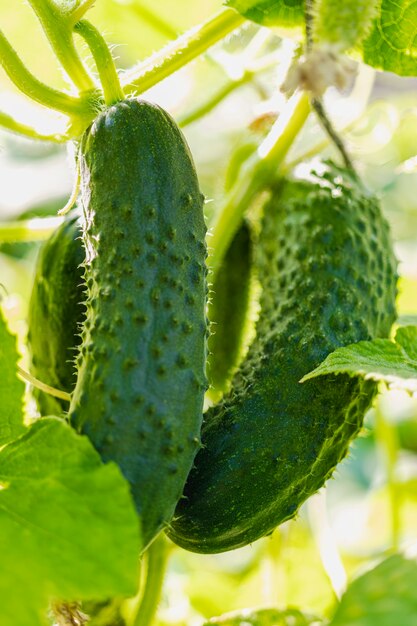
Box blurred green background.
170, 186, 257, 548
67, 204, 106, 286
2, 1, 417, 623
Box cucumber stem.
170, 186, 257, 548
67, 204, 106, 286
131, 535, 169, 626
70, 0, 97, 25
179, 69, 255, 127
26, 0, 95, 92
0, 30, 86, 116
121, 1, 178, 39
17, 366, 71, 403
75, 20, 125, 105
121, 7, 245, 94
0, 216, 63, 243
375, 400, 401, 552
209, 91, 311, 276
0, 110, 68, 142
304, 0, 359, 177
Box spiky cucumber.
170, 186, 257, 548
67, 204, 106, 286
69, 99, 207, 549
27, 212, 85, 415
207, 221, 253, 398
167, 166, 397, 553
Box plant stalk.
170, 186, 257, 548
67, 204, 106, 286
75, 20, 125, 105
26, 0, 95, 92
131, 535, 169, 626
121, 7, 245, 94
18, 366, 71, 403
0, 30, 86, 116
209, 91, 311, 276
0, 217, 63, 243
0, 110, 68, 142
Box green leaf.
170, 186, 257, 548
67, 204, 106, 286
301, 326, 417, 393
204, 607, 324, 626
362, 0, 417, 77
226, 0, 417, 77
329, 555, 417, 626
224, 0, 304, 27
0, 417, 140, 626
0, 307, 25, 445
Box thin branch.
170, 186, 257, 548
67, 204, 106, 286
18, 366, 71, 403
0, 110, 68, 142
0, 30, 85, 116
74, 20, 124, 105
121, 8, 245, 95
311, 97, 358, 174
69, 0, 97, 25
0, 216, 63, 243
26, 0, 95, 91
304, 0, 359, 176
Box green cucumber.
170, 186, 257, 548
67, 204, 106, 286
69, 99, 207, 549
27, 212, 85, 416
167, 166, 397, 553
207, 221, 253, 398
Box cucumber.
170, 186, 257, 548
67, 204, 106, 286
167, 166, 397, 553
27, 212, 85, 416
69, 99, 207, 549
207, 221, 253, 398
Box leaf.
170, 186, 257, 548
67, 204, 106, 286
224, 0, 304, 27
0, 417, 141, 626
329, 555, 417, 626
301, 326, 417, 393
362, 0, 417, 77
204, 607, 324, 626
0, 307, 25, 445
226, 0, 417, 78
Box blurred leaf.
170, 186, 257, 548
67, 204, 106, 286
0, 307, 25, 445
224, 0, 304, 27
362, 0, 417, 77
302, 326, 417, 393
204, 607, 324, 626
0, 417, 140, 626
227, 0, 417, 79
329, 555, 417, 626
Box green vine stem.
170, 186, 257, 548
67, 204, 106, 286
131, 535, 169, 626
121, 7, 245, 95
120, 0, 178, 39
0, 110, 68, 142
0, 216, 63, 243
179, 64, 271, 127
17, 366, 71, 403
0, 30, 86, 116
74, 20, 125, 106
304, 0, 358, 176
70, 0, 97, 26
375, 399, 401, 552
307, 492, 347, 600
284, 63, 375, 171
209, 91, 311, 276
26, 0, 94, 92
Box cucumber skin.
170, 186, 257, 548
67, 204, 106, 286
69, 99, 207, 549
167, 168, 397, 553
207, 222, 253, 396
28, 213, 85, 416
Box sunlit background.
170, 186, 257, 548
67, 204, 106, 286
2, 1, 417, 623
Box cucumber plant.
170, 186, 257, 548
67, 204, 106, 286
0, 0, 415, 624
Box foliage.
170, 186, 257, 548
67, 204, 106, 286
303, 326, 417, 393
2, 1, 417, 626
